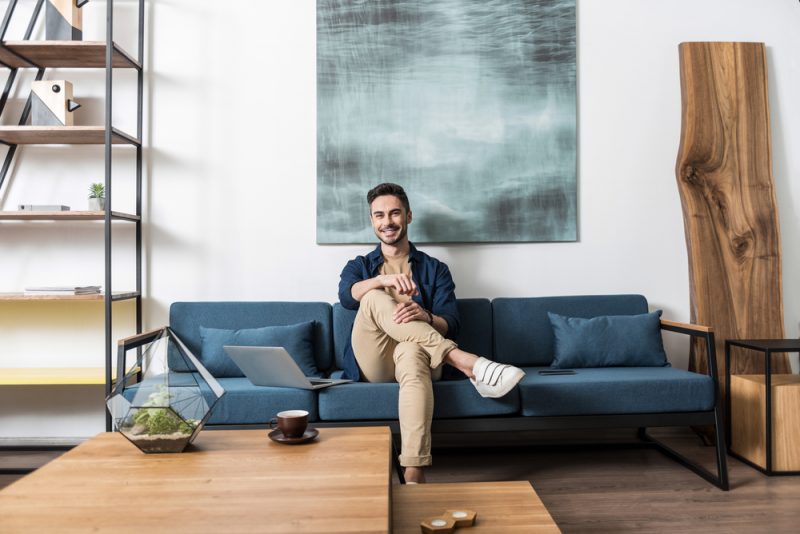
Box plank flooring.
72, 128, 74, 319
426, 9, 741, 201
2, 429, 799, 533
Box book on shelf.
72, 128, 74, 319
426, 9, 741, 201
18, 205, 71, 211
23, 286, 101, 295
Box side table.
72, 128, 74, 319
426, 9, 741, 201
725, 339, 800, 475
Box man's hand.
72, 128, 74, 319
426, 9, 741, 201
377, 273, 419, 297
393, 301, 430, 324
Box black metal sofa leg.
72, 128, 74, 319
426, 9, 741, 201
640, 416, 729, 491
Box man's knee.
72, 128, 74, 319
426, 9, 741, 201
393, 342, 430, 381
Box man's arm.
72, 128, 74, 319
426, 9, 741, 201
339, 257, 420, 310
430, 262, 460, 339
351, 274, 418, 302
393, 300, 448, 336
338, 258, 367, 310
391, 261, 458, 337
429, 311, 449, 336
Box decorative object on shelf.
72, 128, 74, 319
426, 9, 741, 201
30, 80, 81, 126
17, 204, 70, 211
24, 285, 100, 296
87, 182, 104, 210
107, 327, 225, 454
46, 0, 89, 41
316, 0, 577, 244
675, 41, 790, 435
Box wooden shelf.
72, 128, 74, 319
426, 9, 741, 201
0, 41, 140, 69
0, 211, 139, 221
0, 126, 139, 145
0, 292, 139, 301
0, 365, 139, 386
0, 367, 106, 385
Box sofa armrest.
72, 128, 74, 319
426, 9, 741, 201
659, 319, 721, 403
117, 327, 167, 351
659, 319, 713, 335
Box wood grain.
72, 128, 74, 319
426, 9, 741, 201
0, 126, 139, 145
0, 41, 139, 68
675, 42, 789, 409
0, 427, 393, 533
0, 211, 139, 221
731, 374, 800, 471
393, 481, 561, 533
660, 319, 712, 333
0, 291, 138, 301
0, 367, 105, 385
6, 429, 800, 533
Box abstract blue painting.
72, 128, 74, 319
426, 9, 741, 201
317, 0, 576, 243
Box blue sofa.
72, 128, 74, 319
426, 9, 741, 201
166, 294, 729, 489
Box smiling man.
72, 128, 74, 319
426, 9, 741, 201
338, 183, 524, 483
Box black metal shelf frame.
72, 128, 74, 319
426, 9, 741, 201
0, 0, 145, 434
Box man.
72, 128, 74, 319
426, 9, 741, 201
338, 183, 524, 483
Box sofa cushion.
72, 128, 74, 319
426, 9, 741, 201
318, 378, 519, 420
548, 311, 669, 368
207, 377, 318, 424
332, 299, 492, 377
493, 295, 650, 366
518, 367, 714, 416
199, 322, 319, 378
169, 302, 334, 373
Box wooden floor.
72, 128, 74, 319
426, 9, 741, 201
2, 429, 799, 533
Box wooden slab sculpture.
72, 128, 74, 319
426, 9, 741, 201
675, 42, 789, 418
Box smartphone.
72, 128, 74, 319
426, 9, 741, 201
538, 369, 576, 375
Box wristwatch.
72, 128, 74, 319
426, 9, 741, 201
426, 310, 434, 325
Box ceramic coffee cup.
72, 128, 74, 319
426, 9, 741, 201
269, 410, 309, 438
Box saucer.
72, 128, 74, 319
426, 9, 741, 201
268, 427, 319, 445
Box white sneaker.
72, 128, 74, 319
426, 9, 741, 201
470, 357, 525, 398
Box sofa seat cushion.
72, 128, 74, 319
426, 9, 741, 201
207, 378, 318, 425
518, 367, 714, 416
318, 379, 520, 421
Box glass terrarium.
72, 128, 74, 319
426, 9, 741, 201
106, 327, 225, 453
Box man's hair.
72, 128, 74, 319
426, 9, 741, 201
367, 183, 411, 212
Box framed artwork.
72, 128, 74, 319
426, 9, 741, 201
317, 0, 576, 243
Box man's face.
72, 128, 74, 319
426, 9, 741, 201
370, 194, 411, 246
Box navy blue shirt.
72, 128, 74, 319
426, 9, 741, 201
338, 243, 461, 380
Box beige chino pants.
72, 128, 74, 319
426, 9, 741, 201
351, 289, 457, 467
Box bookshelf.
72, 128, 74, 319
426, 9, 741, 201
0, 1, 145, 425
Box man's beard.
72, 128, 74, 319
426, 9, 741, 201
376, 224, 407, 245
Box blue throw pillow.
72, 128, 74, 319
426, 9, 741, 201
547, 311, 669, 368
198, 321, 319, 378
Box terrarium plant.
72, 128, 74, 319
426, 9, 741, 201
123, 385, 200, 453
88, 182, 105, 211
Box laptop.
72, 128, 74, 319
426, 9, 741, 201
224, 346, 352, 390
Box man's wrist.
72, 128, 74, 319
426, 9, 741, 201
426, 309, 434, 325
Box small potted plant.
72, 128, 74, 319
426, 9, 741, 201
122, 385, 201, 453
88, 182, 105, 211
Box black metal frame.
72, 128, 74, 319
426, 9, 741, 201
208, 323, 730, 490
725, 339, 800, 476
0, 0, 145, 435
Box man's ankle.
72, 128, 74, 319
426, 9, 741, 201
404, 466, 426, 484
445, 349, 477, 379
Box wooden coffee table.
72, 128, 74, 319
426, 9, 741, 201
392, 481, 561, 533
0, 427, 392, 533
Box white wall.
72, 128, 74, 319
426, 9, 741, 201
1, 0, 798, 439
